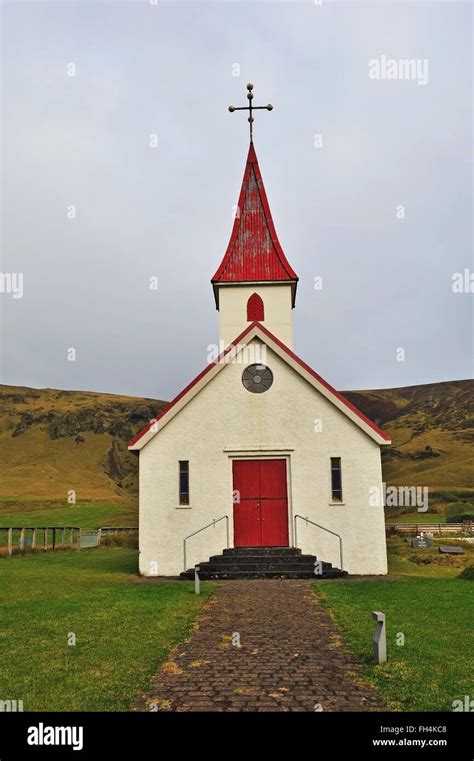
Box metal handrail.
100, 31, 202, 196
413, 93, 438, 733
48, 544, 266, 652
293, 514, 344, 571
183, 515, 230, 572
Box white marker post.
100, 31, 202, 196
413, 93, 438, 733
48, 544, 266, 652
372, 611, 387, 663
194, 565, 200, 595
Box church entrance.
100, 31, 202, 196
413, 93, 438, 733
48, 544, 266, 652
232, 459, 289, 547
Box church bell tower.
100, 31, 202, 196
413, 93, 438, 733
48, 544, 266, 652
211, 84, 298, 349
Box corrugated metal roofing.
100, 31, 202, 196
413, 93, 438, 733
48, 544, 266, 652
211, 143, 298, 293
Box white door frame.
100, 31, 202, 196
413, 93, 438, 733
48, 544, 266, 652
224, 449, 294, 547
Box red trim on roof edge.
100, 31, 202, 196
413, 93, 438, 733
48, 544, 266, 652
128, 322, 390, 447
128, 322, 258, 447
254, 322, 391, 441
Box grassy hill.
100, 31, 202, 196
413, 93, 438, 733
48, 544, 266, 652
344, 380, 473, 491
0, 385, 166, 501
0, 379, 472, 525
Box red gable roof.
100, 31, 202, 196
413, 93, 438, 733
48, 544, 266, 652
211, 143, 298, 305
128, 321, 391, 449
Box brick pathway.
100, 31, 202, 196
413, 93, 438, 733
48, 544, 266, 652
134, 580, 387, 712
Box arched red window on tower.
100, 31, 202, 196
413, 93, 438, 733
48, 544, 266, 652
247, 293, 265, 321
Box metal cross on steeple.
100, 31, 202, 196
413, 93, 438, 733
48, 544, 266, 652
228, 83, 273, 143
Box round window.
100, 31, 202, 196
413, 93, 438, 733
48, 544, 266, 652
242, 364, 273, 394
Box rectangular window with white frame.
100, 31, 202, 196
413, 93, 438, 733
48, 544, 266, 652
330, 457, 343, 502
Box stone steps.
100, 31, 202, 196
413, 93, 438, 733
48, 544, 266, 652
222, 546, 301, 556
183, 570, 345, 580
180, 546, 347, 580
208, 555, 332, 568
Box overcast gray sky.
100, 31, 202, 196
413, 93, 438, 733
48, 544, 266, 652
1, 0, 472, 400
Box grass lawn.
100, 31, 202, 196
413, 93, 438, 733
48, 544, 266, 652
0, 548, 214, 711
317, 538, 474, 711
0, 499, 137, 529
385, 512, 447, 524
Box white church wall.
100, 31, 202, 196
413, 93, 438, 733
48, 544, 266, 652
217, 283, 294, 348
138, 342, 388, 577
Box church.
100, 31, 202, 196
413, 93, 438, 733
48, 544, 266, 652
129, 88, 390, 578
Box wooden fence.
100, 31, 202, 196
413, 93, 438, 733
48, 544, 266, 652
386, 522, 472, 535
0, 526, 138, 556
0, 527, 81, 556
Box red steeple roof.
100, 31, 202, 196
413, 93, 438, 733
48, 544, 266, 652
211, 142, 298, 306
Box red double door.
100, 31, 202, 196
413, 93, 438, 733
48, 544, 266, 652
233, 459, 289, 547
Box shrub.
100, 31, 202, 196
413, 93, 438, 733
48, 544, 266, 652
101, 531, 138, 549
446, 503, 474, 523
459, 565, 474, 580
435, 491, 474, 504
